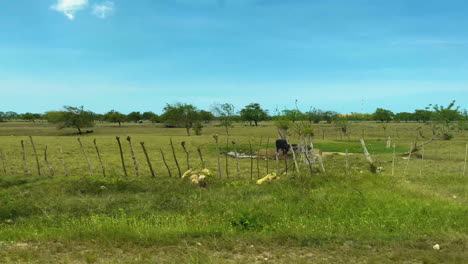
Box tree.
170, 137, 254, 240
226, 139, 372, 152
104, 110, 127, 126
142, 111, 159, 123
372, 108, 394, 123
305, 108, 323, 123
199, 110, 215, 124
161, 103, 199, 136
45, 106, 95, 134
394, 112, 413, 122
211, 103, 235, 135
127, 111, 142, 123
240, 103, 269, 126
2, 111, 19, 121
413, 110, 432, 123
428, 100, 463, 139
323, 111, 339, 124
282, 109, 302, 123
21, 112, 42, 123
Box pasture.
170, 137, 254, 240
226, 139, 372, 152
0, 121, 467, 263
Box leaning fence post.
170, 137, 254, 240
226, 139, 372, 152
288, 140, 300, 175
140, 142, 156, 178
77, 138, 93, 177
116, 136, 128, 177
197, 147, 206, 169
360, 138, 376, 173
169, 138, 182, 178
127, 136, 141, 178
181, 141, 190, 170
317, 151, 326, 172
403, 143, 413, 176
59, 145, 68, 176
29, 136, 41, 176
93, 139, 106, 177
160, 148, 172, 177
213, 134, 222, 178
44, 146, 54, 177
20, 140, 30, 175
225, 136, 230, 178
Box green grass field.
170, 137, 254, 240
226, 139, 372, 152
0, 121, 467, 263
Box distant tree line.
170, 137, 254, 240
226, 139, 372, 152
1, 101, 466, 136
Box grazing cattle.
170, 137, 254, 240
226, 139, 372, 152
275, 139, 290, 154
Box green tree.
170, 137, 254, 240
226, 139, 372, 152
305, 108, 323, 123
394, 112, 413, 122
127, 111, 142, 123
372, 108, 394, 123
199, 110, 215, 124
282, 109, 302, 123
240, 103, 269, 126
142, 111, 159, 123
161, 103, 199, 136
45, 106, 95, 134
21, 112, 42, 123
413, 110, 432, 123
211, 103, 235, 135
104, 110, 127, 126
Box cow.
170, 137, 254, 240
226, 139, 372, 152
276, 139, 290, 154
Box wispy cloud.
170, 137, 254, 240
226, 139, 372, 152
51, 0, 89, 20
92, 1, 115, 19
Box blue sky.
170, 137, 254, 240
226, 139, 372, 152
0, 0, 467, 114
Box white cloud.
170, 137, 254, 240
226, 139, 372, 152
92, 1, 115, 19
51, 0, 89, 20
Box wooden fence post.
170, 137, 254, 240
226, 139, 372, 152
404, 143, 413, 176
127, 136, 141, 178
116, 137, 128, 177
29, 136, 41, 176
181, 141, 190, 170
213, 134, 222, 178
20, 140, 30, 175
345, 149, 349, 176
77, 138, 93, 177
169, 138, 182, 177
140, 142, 156, 178
197, 147, 206, 169
360, 138, 376, 173
93, 139, 106, 177
44, 146, 54, 177
160, 149, 172, 177
225, 136, 230, 178
59, 146, 68, 176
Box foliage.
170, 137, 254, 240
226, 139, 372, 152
45, 106, 95, 133
281, 109, 302, 123
142, 111, 159, 123
199, 110, 215, 123
240, 103, 269, 126
127, 111, 142, 123
372, 108, 394, 123
161, 103, 200, 135
193, 121, 203, 135
413, 109, 432, 123
394, 112, 413, 122
104, 110, 127, 126
211, 103, 235, 135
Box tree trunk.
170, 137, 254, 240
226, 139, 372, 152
254, 120, 258, 126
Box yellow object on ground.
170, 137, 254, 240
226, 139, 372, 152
257, 173, 280, 184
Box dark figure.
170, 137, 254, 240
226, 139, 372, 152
276, 139, 290, 154
86, 130, 94, 134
